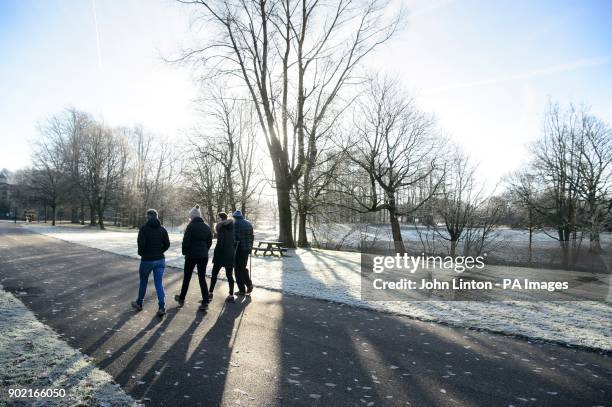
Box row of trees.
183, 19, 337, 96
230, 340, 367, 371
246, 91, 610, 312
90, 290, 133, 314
20, 104, 261, 230
21, 94, 608, 258
509, 103, 611, 253
173, 0, 610, 253
28, 109, 131, 228
13, 0, 609, 259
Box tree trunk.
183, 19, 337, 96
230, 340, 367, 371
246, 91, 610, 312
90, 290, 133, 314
387, 191, 405, 254
389, 212, 405, 254
450, 239, 458, 257
276, 177, 295, 247
51, 205, 56, 226
89, 206, 96, 226
528, 227, 533, 264
206, 202, 215, 231
297, 210, 308, 247
589, 218, 601, 253
97, 204, 105, 230
80, 201, 85, 225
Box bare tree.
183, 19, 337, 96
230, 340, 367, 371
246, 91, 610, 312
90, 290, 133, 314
340, 75, 442, 253
123, 126, 179, 227
32, 115, 74, 225
292, 135, 346, 246
174, 0, 402, 247
182, 135, 224, 228
573, 110, 611, 252
530, 102, 583, 246
507, 170, 542, 261
79, 124, 129, 229
435, 150, 482, 257
461, 196, 503, 256
191, 90, 263, 220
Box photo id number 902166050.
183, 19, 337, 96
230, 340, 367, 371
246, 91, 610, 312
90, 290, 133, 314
8, 388, 66, 398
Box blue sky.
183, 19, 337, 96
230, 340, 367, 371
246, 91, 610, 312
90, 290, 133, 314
0, 0, 611, 187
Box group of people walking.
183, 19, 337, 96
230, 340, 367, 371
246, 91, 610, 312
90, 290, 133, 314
131, 205, 254, 317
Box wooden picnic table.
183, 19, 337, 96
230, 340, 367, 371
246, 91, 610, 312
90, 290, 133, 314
252, 240, 288, 256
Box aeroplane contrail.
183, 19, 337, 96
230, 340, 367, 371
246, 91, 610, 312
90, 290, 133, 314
91, 0, 102, 69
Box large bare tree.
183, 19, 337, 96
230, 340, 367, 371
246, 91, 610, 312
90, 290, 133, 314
174, 0, 402, 247
340, 75, 442, 253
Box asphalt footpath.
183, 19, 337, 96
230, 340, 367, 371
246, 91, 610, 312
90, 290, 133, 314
0, 222, 610, 406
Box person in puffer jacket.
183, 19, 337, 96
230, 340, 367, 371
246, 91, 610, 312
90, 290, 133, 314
232, 210, 254, 295
209, 212, 236, 302
175, 205, 212, 310
132, 209, 170, 317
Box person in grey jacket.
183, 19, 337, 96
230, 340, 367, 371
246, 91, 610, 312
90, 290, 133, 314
209, 212, 236, 302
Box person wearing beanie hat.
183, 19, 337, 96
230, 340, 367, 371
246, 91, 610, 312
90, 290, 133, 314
190, 204, 202, 220
175, 204, 213, 310
233, 210, 254, 295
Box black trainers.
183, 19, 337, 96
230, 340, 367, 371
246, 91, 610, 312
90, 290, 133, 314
247, 284, 254, 294
174, 294, 184, 307
236, 291, 246, 296
208, 292, 214, 300
199, 302, 209, 311
131, 301, 143, 311
226, 295, 235, 303
157, 308, 167, 317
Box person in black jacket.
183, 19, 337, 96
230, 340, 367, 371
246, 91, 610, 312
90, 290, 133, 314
233, 210, 254, 295
175, 205, 212, 310
132, 209, 170, 317
209, 212, 236, 302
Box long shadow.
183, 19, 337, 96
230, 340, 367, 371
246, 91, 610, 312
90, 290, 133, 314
276, 243, 611, 406
277, 252, 412, 405
115, 297, 250, 405
97, 311, 175, 372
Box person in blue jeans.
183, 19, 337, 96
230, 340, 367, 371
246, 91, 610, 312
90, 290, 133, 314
131, 209, 170, 317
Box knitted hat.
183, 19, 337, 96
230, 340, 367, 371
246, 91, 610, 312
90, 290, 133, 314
232, 210, 243, 219
189, 204, 202, 220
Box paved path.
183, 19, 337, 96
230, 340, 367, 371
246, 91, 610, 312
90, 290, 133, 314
0, 223, 610, 406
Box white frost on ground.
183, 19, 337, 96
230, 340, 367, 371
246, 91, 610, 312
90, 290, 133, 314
24, 224, 612, 351
0, 283, 136, 407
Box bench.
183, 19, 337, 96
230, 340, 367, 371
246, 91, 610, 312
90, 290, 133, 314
252, 241, 288, 256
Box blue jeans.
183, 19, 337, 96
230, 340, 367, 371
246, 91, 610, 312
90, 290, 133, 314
137, 259, 166, 309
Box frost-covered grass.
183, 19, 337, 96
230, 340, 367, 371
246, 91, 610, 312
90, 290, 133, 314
0, 284, 136, 407
307, 223, 612, 271
24, 223, 612, 351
